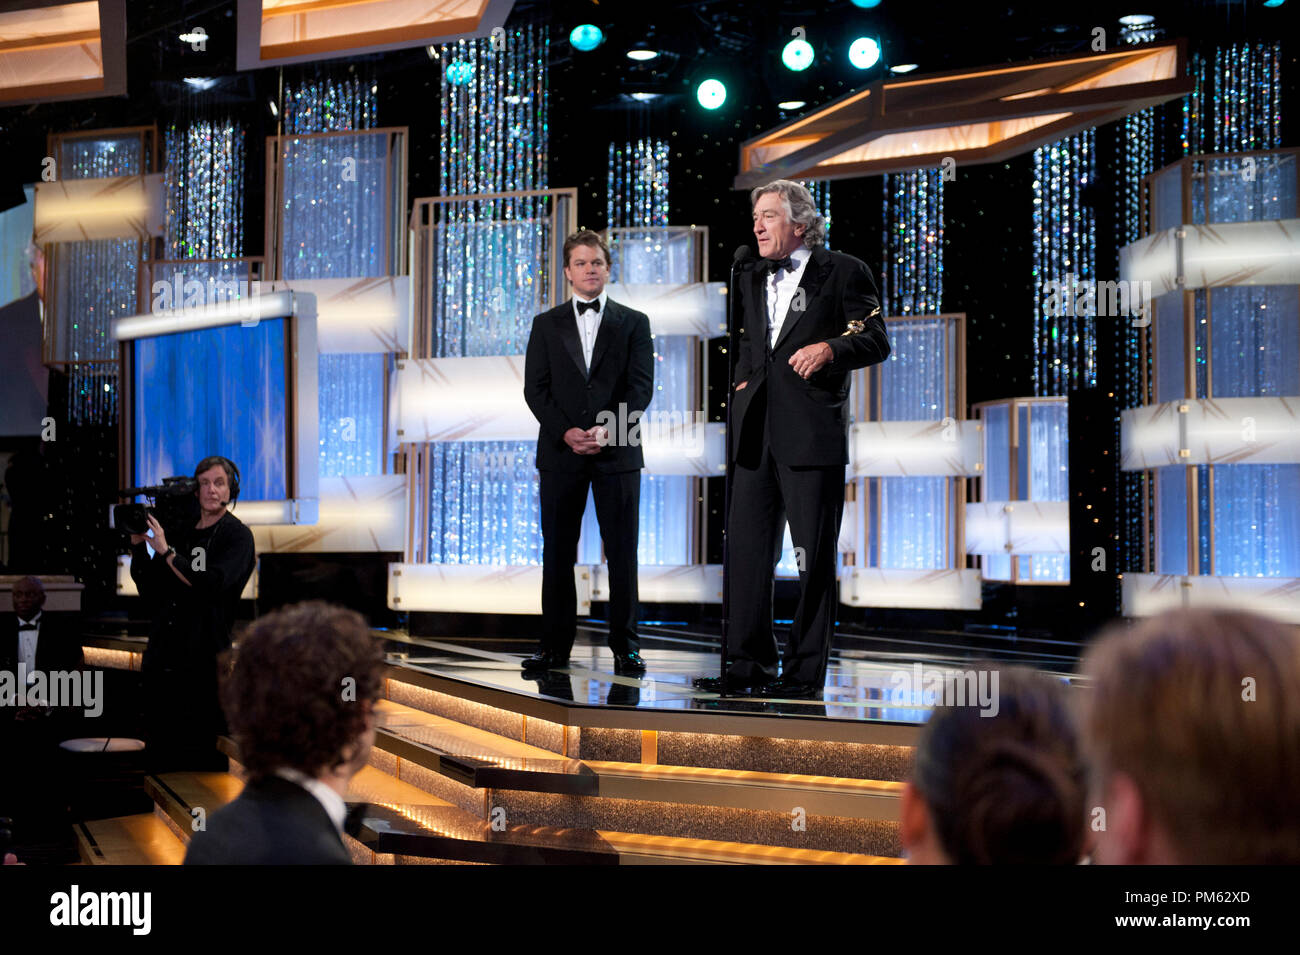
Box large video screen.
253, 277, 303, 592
133, 317, 289, 499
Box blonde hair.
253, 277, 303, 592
1080, 608, 1300, 863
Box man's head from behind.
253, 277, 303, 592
1081, 608, 1300, 864
222, 601, 384, 784
901, 666, 1086, 864
563, 229, 611, 301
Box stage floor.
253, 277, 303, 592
381, 623, 1084, 725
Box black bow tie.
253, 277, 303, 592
17, 622, 38, 631
576, 299, 600, 315
764, 256, 795, 275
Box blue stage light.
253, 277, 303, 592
782, 38, 814, 72
1263, 0, 1285, 7
569, 24, 603, 51
697, 79, 727, 109
851, 0, 884, 7
849, 36, 881, 70
446, 61, 474, 85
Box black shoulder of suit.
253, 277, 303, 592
183, 774, 351, 865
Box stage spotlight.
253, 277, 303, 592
183, 77, 217, 90
447, 61, 474, 85
890, 63, 919, 74
697, 79, 727, 109
1263, 0, 1284, 7
570, 24, 603, 51
782, 38, 814, 72
778, 100, 806, 110
848, 37, 881, 70
627, 48, 658, 61
268, 98, 278, 116
850, 0, 883, 7
629, 92, 661, 102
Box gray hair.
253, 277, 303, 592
750, 179, 826, 248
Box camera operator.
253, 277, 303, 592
129, 456, 255, 771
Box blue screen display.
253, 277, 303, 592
134, 318, 289, 499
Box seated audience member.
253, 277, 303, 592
184, 601, 383, 865
900, 666, 1087, 864
1, 576, 86, 861
1080, 608, 1300, 865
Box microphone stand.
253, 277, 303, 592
719, 249, 751, 697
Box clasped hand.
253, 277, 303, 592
565, 426, 610, 455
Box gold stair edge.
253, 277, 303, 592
598, 830, 904, 865
583, 760, 905, 795
77, 813, 188, 866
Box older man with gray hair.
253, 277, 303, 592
695, 180, 890, 698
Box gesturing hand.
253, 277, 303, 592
789, 342, 832, 379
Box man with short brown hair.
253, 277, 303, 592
522, 230, 654, 676
1081, 607, 1300, 864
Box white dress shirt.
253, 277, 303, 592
275, 767, 348, 835
16, 610, 41, 684
766, 246, 812, 349
572, 290, 608, 372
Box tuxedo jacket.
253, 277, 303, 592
523, 297, 654, 473
0, 611, 85, 678
183, 774, 352, 865
731, 246, 890, 466
0, 611, 85, 737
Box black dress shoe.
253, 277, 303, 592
521, 650, 569, 672
758, 677, 822, 699
613, 652, 646, 676
692, 675, 766, 694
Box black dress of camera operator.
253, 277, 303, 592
129, 456, 255, 770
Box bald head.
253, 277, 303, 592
12, 575, 45, 619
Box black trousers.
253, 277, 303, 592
726, 384, 844, 685
539, 467, 640, 658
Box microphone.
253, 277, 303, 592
732, 245, 755, 271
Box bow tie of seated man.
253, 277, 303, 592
576, 298, 601, 314
18, 622, 39, 631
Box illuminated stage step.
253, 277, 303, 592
135, 766, 894, 865
368, 698, 904, 857
372, 699, 904, 820
384, 661, 920, 781
75, 813, 187, 866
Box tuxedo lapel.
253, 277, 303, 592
556, 304, 588, 379
587, 299, 622, 378
773, 246, 833, 354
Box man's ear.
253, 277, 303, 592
899, 781, 928, 855
1096, 772, 1148, 864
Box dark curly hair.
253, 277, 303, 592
220, 601, 384, 780
911, 666, 1086, 865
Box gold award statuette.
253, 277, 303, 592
841, 307, 879, 336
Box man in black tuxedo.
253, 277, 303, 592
0, 576, 86, 858
522, 230, 655, 675
695, 180, 890, 699
184, 601, 381, 865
